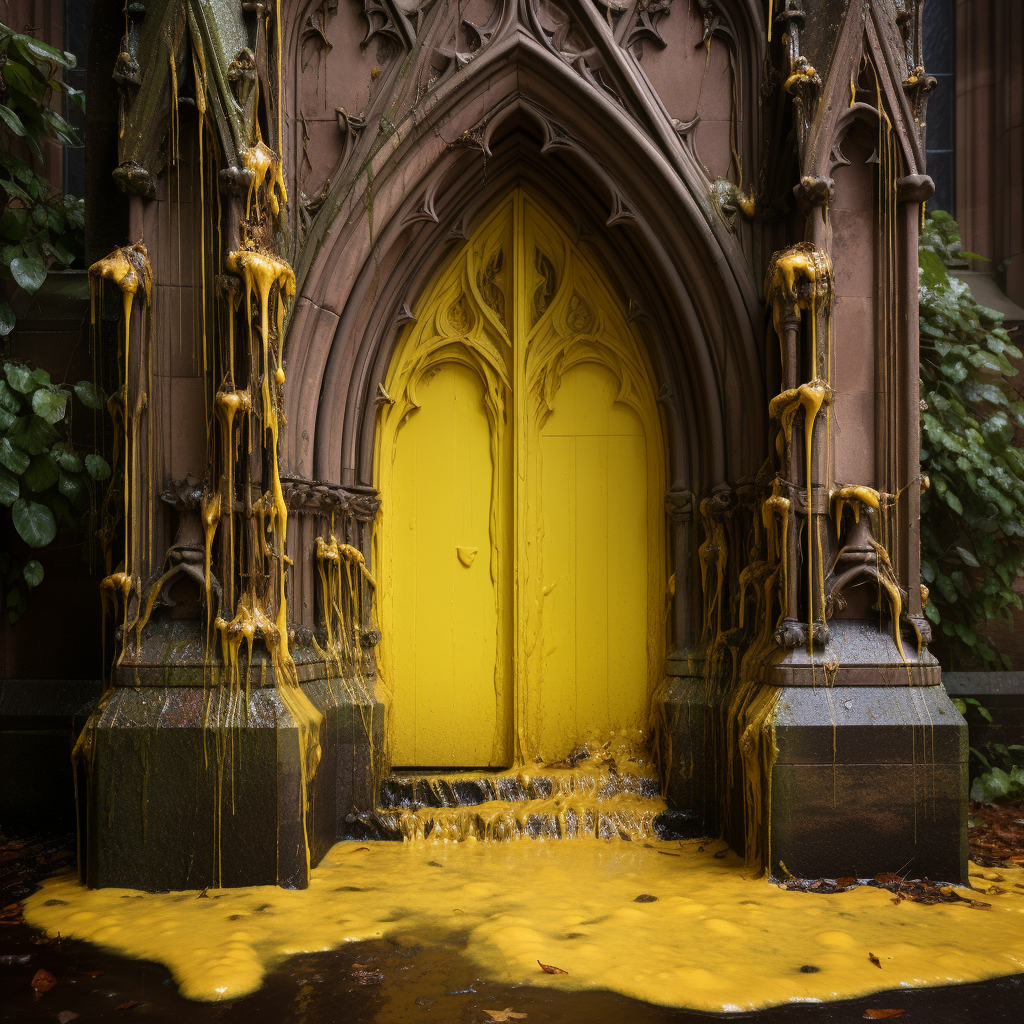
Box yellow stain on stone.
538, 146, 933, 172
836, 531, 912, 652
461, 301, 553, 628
23, 842, 1024, 1010
832, 484, 881, 538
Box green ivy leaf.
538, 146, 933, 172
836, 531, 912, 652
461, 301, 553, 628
11, 497, 56, 548
919, 249, 949, 289
0, 467, 18, 505
22, 559, 43, 588
22, 453, 58, 492
9, 254, 46, 293
73, 380, 105, 410
85, 453, 111, 481
4, 362, 33, 394
0, 436, 29, 475
0, 104, 28, 138
58, 469, 85, 505
0, 381, 21, 413
0, 302, 15, 337
8, 414, 58, 454
30, 387, 68, 425
955, 546, 980, 568
57, 448, 81, 473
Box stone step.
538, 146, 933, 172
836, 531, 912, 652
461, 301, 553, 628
344, 803, 704, 843
379, 766, 662, 810
374, 793, 668, 841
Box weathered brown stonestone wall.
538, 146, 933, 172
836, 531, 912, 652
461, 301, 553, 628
955, 0, 1024, 308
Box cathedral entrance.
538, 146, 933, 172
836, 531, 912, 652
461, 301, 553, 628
374, 190, 665, 768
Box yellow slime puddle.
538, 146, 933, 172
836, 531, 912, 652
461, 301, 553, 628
22, 841, 1024, 1009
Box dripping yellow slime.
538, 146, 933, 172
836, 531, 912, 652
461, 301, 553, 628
23, 841, 1024, 1009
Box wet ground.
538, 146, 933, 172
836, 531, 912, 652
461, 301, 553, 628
3, 835, 1024, 1023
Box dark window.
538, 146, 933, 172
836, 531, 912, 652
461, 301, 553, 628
923, 0, 955, 215
62, 0, 91, 200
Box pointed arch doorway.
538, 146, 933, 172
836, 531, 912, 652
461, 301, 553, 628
374, 189, 665, 768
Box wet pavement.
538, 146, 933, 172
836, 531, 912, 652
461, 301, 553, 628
3, 836, 1023, 1023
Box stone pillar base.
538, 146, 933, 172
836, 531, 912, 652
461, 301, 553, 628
769, 683, 967, 883
655, 623, 968, 883
79, 629, 384, 891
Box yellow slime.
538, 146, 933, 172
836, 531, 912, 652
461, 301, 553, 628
23, 841, 1024, 1010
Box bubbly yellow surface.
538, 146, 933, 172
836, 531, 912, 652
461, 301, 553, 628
23, 840, 1024, 1010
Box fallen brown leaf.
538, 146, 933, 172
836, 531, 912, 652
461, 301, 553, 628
352, 969, 384, 986
31, 968, 56, 992
868, 953, 882, 969
114, 1001, 144, 1012
483, 1010, 527, 1022
57, 1013, 79, 1024
537, 960, 568, 975
863, 1010, 905, 1019
351, 963, 369, 970
969, 801, 1024, 866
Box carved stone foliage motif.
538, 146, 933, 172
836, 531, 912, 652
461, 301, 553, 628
665, 488, 694, 524
591, 0, 675, 54
290, 0, 691, 223
281, 478, 381, 520
360, 0, 438, 49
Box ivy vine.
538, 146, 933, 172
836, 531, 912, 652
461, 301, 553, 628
919, 211, 1024, 668
0, 22, 85, 334
0, 22, 105, 620
0, 363, 109, 619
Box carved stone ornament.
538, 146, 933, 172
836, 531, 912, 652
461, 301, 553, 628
896, 173, 935, 205
784, 55, 821, 163
160, 475, 207, 512
360, 0, 437, 49
359, 628, 382, 648
280, 478, 382, 521
792, 175, 834, 215
703, 482, 737, 519
590, 0, 675, 53
112, 161, 156, 199
902, 65, 937, 130
665, 488, 694, 524
774, 616, 829, 648
337, 107, 368, 165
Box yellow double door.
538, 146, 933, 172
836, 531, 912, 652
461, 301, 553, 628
375, 190, 664, 767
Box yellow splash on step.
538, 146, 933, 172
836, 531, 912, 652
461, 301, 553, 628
23, 843, 1024, 1010
379, 792, 665, 842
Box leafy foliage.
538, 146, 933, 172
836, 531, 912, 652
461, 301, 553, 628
970, 743, 1024, 805
951, 695, 993, 723
919, 212, 1024, 668
0, 360, 108, 620
0, 24, 101, 621
0, 22, 85, 335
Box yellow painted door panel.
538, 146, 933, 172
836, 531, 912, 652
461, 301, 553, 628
388, 362, 510, 766
376, 190, 663, 768
531, 362, 650, 762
